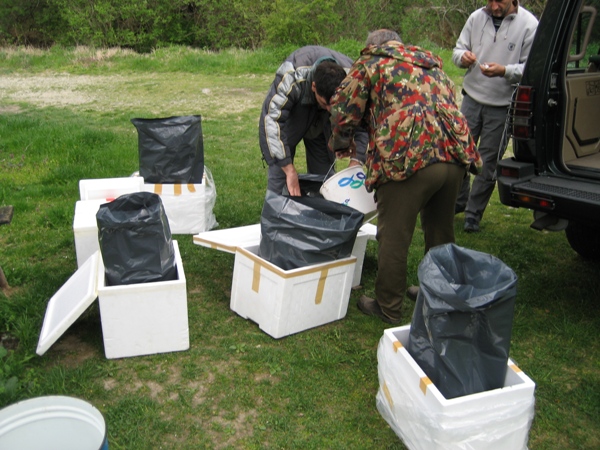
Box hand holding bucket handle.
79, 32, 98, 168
333, 139, 357, 160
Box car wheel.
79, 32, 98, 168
565, 222, 600, 261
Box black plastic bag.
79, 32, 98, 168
258, 191, 364, 270
96, 192, 178, 286
131, 115, 204, 183
407, 243, 518, 399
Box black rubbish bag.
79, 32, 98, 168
131, 115, 204, 184
96, 192, 178, 286
259, 190, 364, 270
407, 243, 518, 399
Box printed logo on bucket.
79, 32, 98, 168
338, 170, 366, 189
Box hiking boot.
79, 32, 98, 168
357, 295, 401, 325
406, 285, 419, 301
464, 217, 480, 233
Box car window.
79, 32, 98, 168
568, 2, 600, 71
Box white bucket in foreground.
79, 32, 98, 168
320, 165, 377, 221
0, 395, 108, 450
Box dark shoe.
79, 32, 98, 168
357, 295, 401, 325
455, 205, 465, 215
464, 218, 480, 233
406, 285, 419, 301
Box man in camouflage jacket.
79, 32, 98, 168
329, 29, 482, 324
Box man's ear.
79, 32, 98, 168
311, 81, 317, 94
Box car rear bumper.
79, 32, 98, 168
497, 158, 600, 228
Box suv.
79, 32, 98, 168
497, 0, 600, 260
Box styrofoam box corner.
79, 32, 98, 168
230, 245, 356, 339
97, 240, 189, 359
377, 325, 536, 450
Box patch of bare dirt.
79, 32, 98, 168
208, 408, 259, 449
0, 105, 21, 114
50, 334, 99, 368
0, 332, 19, 351
0, 72, 268, 117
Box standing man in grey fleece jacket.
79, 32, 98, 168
259, 46, 367, 196
453, 0, 538, 232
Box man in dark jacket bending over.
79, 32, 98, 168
259, 46, 368, 196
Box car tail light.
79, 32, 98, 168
499, 166, 520, 178
510, 86, 534, 139
513, 192, 554, 209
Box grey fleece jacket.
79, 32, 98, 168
452, 4, 538, 107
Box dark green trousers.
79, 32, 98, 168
375, 163, 466, 321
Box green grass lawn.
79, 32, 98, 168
0, 45, 599, 449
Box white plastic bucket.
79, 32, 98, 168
320, 166, 377, 221
0, 396, 108, 450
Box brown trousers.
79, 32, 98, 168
375, 163, 466, 321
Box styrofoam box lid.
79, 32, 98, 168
193, 224, 261, 254
36, 251, 100, 356
360, 222, 377, 241
193, 223, 376, 254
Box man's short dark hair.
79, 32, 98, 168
313, 61, 347, 103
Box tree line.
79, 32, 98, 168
0, 0, 547, 52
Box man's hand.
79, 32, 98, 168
461, 51, 505, 77
333, 140, 357, 160
480, 62, 506, 78
282, 163, 301, 196
461, 51, 478, 68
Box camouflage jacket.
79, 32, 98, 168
329, 42, 482, 191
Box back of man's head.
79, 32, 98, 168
366, 29, 402, 46
313, 61, 347, 103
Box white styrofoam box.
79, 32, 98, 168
37, 241, 189, 359
193, 223, 371, 288
79, 177, 143, 201
73, 199, 107, 268
142, 168, 217, 234
376, 325, 536, 450
97, 241, 189, 359
229, 245, 356, 339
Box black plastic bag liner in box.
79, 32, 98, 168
407, 243, 518, 399
96, 192, 178, 286
258, 190, 364, 270
131, 115, 204, 184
